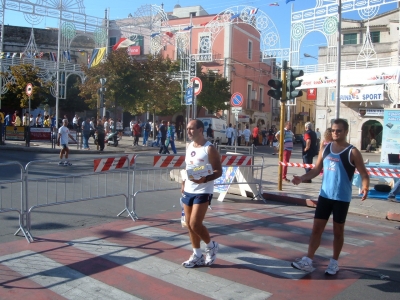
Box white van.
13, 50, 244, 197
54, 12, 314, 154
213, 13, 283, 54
197, 117, 227, 145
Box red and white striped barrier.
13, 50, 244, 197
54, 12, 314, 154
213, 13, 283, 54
279, 161, 315, 169
94, 154, 135, 172
153, 155, 186, 168
221, 155, 252, 166
280, 161, 400, 178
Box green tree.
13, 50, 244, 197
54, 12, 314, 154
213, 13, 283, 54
196, 70, 231, 115
0, 64, 53, 110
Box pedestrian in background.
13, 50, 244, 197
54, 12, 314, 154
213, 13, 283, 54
261, 127, 268, 146
81, 117, 91, 150
302, 122, 318, 182
252, 125, 259, 148
158, 120, 169, 154
225, 123, 234, 146
237, 124, 242, 146
275, 122, 294, 182
133, 121, 141, 146
242, 125, 251, 146
96, 119, 105, 151
57, 119, 76, 166
166, 121, 177, 154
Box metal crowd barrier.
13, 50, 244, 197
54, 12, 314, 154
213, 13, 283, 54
130, 154, 265, 218
0, 162, 31, 242
217, 144, 255, 155
15, 154, 135, 242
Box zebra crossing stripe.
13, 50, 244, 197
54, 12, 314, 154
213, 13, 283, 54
0, 250, 140, 300
206, 211, 369, 248
123, 225, 306, 280
71, 237, 272, 299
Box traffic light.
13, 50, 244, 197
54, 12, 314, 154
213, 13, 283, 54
287, 68, 304, 100
267, 79, 283, 100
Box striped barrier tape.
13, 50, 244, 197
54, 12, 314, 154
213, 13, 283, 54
279, 161, 400, 178
94, 154, 135, 172
153, 155, 252, 168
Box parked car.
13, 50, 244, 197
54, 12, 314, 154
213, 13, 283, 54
294, 134, 303, 144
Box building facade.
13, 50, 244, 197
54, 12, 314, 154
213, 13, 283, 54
306, 8, 400, 150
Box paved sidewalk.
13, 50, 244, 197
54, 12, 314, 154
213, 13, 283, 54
1, 136, 400, 222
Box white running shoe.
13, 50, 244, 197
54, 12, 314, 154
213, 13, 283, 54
205, 241, 219, 266
63, 161, 72, 166
182, 254, 205, 268
325, 259, 339, 275
291, 257, 314, 272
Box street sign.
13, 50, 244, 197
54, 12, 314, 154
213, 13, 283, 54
190, 77, 202, 95
185, 87, 193, 105
231, 107, 242, 113
26, 83, 33, 96
230, 92, 243, 107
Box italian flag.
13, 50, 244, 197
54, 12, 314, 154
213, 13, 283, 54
112, 38, 135, 51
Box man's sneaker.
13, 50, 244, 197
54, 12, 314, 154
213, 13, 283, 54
205, 241, 219, 266
291, 257, 314, 272
63, 161, 72, 166
388, 194, 396, 200
58, 161, 63, 165
182, 254, 205, 268
325, 259, 339, 275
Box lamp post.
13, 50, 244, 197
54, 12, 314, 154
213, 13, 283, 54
99, 78, 106, 119
304, 53, 318, 60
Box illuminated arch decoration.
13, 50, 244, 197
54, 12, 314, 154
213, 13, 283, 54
290, 0, 400, 67
196, 5, 282, 62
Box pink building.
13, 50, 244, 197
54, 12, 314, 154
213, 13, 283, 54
161, 5, 273, 129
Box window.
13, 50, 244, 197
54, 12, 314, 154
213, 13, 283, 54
199, 34, 211, 54
343, 33, 357, 45
190, 12, 196, 17
371, 31, 380, 43
109, 37, 117, 47
248, 40, 252, 60
247, 84, 252, 109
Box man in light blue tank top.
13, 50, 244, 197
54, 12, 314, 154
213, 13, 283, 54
291, 119, 369, 275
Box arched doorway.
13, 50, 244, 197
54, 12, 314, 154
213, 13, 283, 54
361, 120, 383, 150
175, 115, 185, 140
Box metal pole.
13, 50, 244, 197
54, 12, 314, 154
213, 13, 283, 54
335, 0, 342, 119
278, 60, 288, 191
55, 0, 62, 130
0, 4, 4, 110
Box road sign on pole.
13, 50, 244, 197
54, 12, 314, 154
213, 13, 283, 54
190, 77, 202, 95
185, 87, 193, 105
230, 92, 244, 107
26, 83, 33, 96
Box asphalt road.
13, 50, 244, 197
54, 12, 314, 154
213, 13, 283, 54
1, 147, 397, 300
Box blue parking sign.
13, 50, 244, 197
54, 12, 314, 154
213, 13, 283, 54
185, 87, 193, 105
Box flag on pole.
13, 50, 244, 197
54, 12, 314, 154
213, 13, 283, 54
165, 32, 174, 38
286, 0, 295, 4
150, 32, 160, 38
112, 37, 135, 51
88, 47, 106, 68
6, 52, 10, 58
12, 53, 17, 58
250, 8, 259, 15
269, 2, 279, 6
230, 13, 240, 21
63, 51, 71, 62
200, 21, 209, 26
182, 25, 193, 31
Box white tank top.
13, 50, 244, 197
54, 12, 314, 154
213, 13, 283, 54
185, 141, 214, 194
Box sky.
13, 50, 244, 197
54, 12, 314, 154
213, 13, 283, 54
3, 0, 398, 65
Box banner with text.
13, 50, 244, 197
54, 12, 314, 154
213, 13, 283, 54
340, 85, 384, 102
300, 66, 400, 88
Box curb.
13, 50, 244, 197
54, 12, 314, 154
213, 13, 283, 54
262, 192, 318, 208
386, 211, 400, 222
